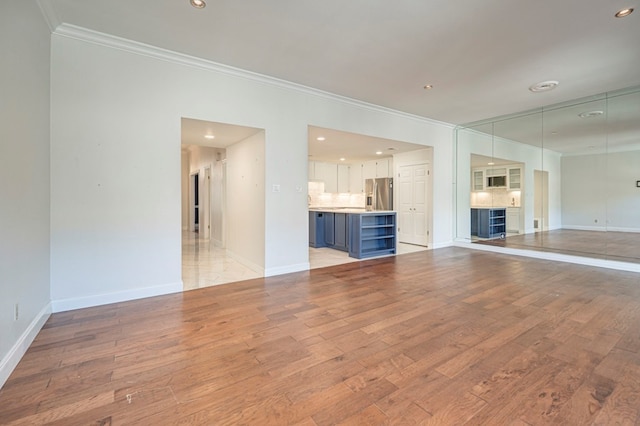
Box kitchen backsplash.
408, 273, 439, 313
308, 181, 366, 208
471, 188, 521, 207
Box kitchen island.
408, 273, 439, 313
309, 208, 396, 259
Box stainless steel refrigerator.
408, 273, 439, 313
365, 178, 393, 211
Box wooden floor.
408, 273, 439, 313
477, 229, 640, 264
2, 247, 640, 425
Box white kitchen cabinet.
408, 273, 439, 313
472, 169, 484, 191
337, 164, 350, 193
362, 158, 392, 180
362, 161, 376, 180
308, 161, 317, 180
314, 162, 338, 193
376, 158, 390, 177
508, 167, 521, 190
350, 163, 363, 193
506, 207, 520, 233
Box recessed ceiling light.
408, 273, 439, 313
578, 110, 604, 118
423, 84, 434, 90
375, 151, 383, 155
529, 80, 559, 93
340, 158, 346, 161
190, 0, 206, 8
615, 8, 634, 17
488, 162, 495, 166
316, 136, 325, 141
204, 134, 215, 139
387, 147, 397, 151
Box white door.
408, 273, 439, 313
398, 164, 429, 246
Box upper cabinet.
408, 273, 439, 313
310, 158, 393, 194
337, 164, 350, 193
471, 165, 522, 191
350, 164, 363, 193
309, 160, 351, 193
472, 169, 484, 191
508, 167, 521, 190
318, 162, 338, 193
376, 158, 391, 178
362, 161, 376, 180
362, 158, 393, 180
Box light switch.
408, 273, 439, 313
272, 184, 281, 192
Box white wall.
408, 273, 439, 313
0, 0, 52, 387
226, 132, 266, 271
562, 150, 640, 231
49, 26, 454, 310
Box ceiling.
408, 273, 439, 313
40, 0, 640, 126
181, 118, 262, 148
41, 1, 640, 159
308, 126, 426, 163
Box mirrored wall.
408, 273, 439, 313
455, 85, 640, 265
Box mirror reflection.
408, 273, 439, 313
455, 86, 640, 265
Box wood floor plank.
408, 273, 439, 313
2, 247, 640, 424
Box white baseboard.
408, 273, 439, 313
599, 226, 640, 233
562, 226, 640, 233
562, 225, 607, 232
432, 240, 453, 249
0, 302, 52, 389
265, 262, 310, 277
453, 241, 640, 273
51, 281, 183, 313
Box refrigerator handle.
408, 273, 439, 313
372, 181, 378, 210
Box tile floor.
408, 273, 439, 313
182, 231, 428, 291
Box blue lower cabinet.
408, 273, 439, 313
309, 212, 326, 248
333, 213, 349, 252
324, 213, 335, 246
349, 212, 396, 259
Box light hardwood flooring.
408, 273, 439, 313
2, 247, 640, 424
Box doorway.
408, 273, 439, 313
398, 163, 429, 246
534, 169, 549, 232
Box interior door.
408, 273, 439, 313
398, 164, 429, 246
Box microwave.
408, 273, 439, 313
487, 175, 506, 188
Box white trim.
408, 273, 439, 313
52, 24, 454, 130
51, 281, 183, 313
454, 241, 640, 273
265, 262, 311, 277
0, 303, 52, 389
562, 225, 607, 232
606, 227, 640, 233
432, 241, 454, 249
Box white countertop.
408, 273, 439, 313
309, 207, 395, 214
471, 206, 520, 209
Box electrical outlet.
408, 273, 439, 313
14, 303, 19, 321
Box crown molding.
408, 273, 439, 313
52, 23, 454, 130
